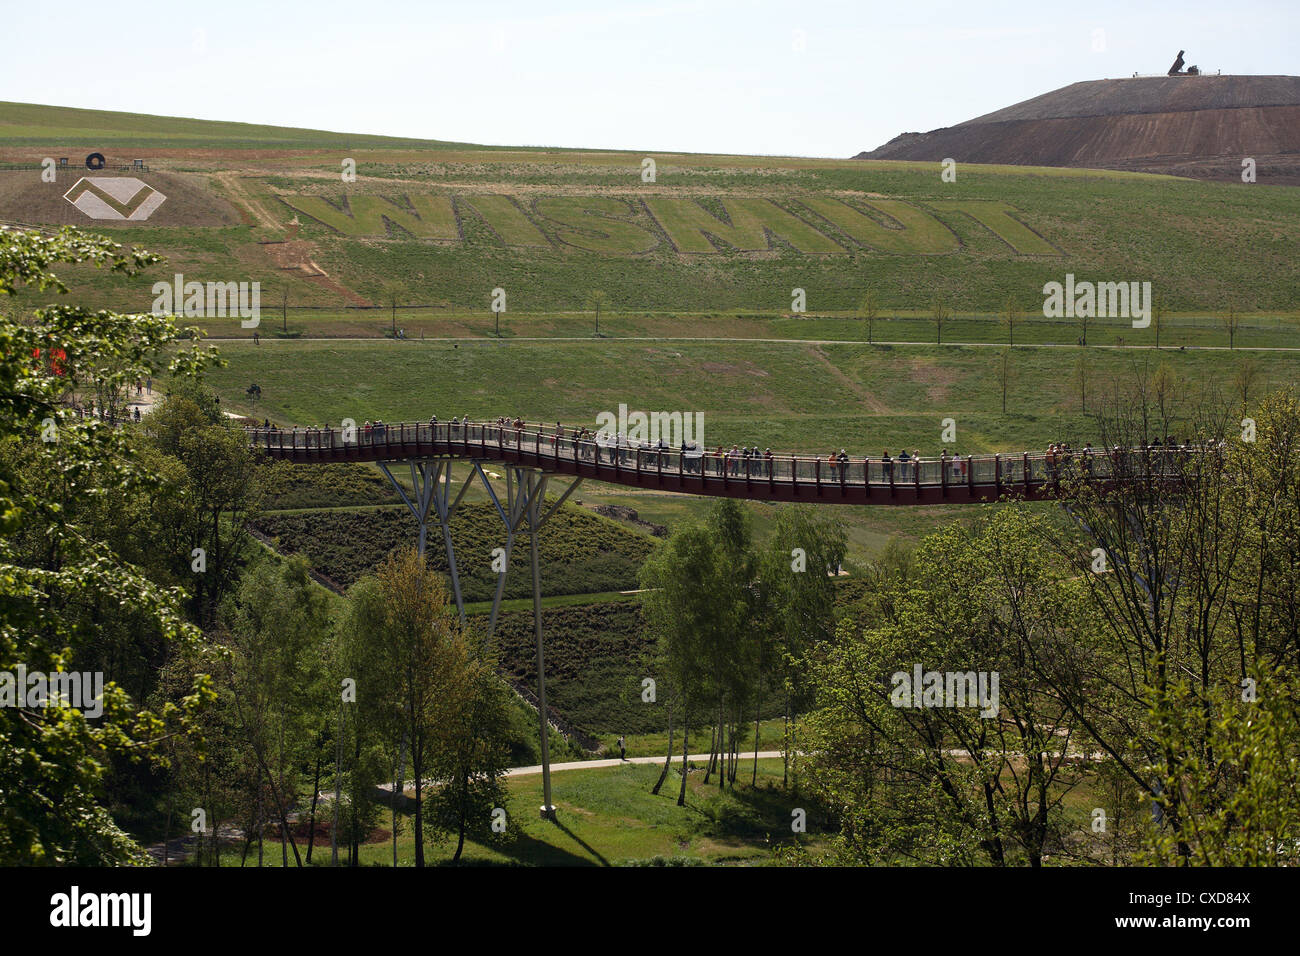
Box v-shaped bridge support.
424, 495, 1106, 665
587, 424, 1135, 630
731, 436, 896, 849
377, 457, 582, 821
478, 465, 583, 820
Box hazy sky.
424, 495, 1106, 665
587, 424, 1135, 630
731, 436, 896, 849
2, 0, 1294, 157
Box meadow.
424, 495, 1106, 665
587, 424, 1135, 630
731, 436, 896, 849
210, 337, 1291, 455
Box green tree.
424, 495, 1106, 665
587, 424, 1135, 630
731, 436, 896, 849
221, 554, 332, 867
426, 631, 514, 862
0, 226, 217, 864
860, 291, 879, 344
801, 509, 1084, 865
639, 500, 755, 801
755, 506, 845, 789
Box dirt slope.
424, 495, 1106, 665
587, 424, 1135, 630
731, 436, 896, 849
858, 75, 1300, 184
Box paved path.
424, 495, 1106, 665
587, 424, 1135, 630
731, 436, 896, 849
505, 750, 784, 778
205, 335, 1300, 352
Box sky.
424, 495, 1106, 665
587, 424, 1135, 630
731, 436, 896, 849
1, 0, 1295, 157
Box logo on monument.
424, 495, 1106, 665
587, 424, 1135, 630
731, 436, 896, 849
63, 178, 166, 221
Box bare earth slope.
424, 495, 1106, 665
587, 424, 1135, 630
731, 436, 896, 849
858, 75, 1300, 184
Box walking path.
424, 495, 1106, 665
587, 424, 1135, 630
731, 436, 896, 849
207, 334, 1300, 352
505, 750, 784, 777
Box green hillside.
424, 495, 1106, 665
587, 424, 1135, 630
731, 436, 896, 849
0, 100, 472, 150
253, 500, 656, 599
2, 100, 1296, 319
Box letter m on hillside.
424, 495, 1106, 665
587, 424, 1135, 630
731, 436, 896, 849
646, 198, 844, 254
280, 194, 459, 239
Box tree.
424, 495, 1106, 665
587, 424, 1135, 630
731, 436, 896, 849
800, 509, 1084, 865
382, 283, 405, 336
586, 289, 610, 336
639, 500, 754, 803
1221, 304, 1241, 350
1150, 362, 1178, 426
0, 226, 217, 863
426, 632, 513, 862
221, 555, 331, 867
860, 291, 879, 345
995, 347, 1015, 414
1152, 292, 1166, 349
1035, 385, 1252, 862
373, 547, 457, 867
175, 422, 264, 624
755, 506, 845, 790
1233, 357, 1261, 411
932, 297, 949, 345
1075, 352, 1091, 413
1002, 297, 1018, 347
337, 578, 392, 865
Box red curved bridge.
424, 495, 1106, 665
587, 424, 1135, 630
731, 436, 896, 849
246, 419, 1167, 505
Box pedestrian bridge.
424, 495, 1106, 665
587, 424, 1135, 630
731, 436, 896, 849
246, 419, 1168, 505
245, 416, 1191, 819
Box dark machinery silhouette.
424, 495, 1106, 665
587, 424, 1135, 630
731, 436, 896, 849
1168, 50, 1199, 76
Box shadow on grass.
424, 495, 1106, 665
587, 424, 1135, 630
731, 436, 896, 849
689, 777, 825, 843
552, 818, 611, 867
484, 822, 603, 867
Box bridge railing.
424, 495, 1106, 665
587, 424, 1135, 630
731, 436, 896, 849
245, 420, 1213, 488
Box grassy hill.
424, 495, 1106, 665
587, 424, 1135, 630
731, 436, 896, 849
2, 101, 1296, 319
211, 338, 1296, 456
0, 101, 474, 151
253, 500, 656, 599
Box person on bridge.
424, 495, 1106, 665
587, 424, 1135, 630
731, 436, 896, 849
882, 451, 893, 480
764, 448, 774, 477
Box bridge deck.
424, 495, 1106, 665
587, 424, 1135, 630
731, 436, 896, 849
243, 421, 1175, 505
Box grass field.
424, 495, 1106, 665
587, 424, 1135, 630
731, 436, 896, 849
171, 306, 1300, 350
207, 760, 825, 866
209, 338, 1292, 455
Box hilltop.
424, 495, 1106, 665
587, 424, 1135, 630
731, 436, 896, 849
0, 100, 477, 152
857, 75, 1300, 184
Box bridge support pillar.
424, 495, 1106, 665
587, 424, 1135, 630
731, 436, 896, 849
378, 458, 476, 626
478, 464, 582, 821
